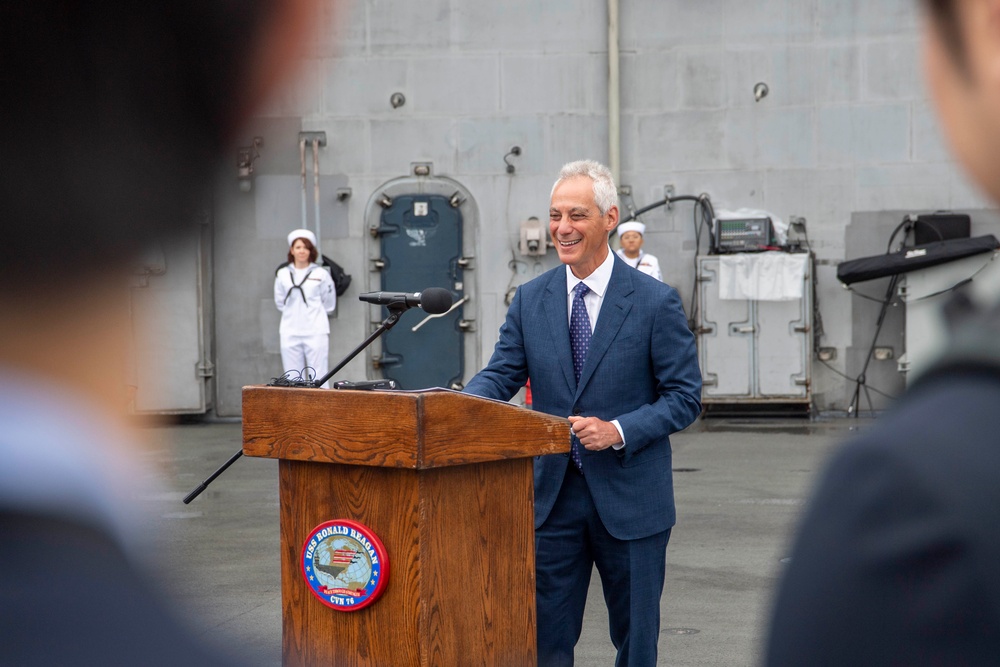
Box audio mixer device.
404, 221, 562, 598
713, 217, 774, 253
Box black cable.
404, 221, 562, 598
845, 285, 901, 304
616, 192, 714, 330
687, 194, 715, 329
882, 213, 945, 253
506, 249, 527, 302
885, 215, 914, 254
689, 202, 701, 329
618, 195, 704, 224
794, 224, 826, 349
698, 194, 716, 252
268, 368, 317, 387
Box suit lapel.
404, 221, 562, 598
544, 269, 577, 392
577, 259, 633, 394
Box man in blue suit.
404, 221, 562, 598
465, 160, 702, 666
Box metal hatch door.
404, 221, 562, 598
375, 193, 464, 389
129, 229, 212, 414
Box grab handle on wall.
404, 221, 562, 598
411, 295, 469, 332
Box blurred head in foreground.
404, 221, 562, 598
0, 1, 324, 665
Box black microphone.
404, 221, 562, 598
359, 287, 453, 314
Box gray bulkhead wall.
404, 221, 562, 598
207, 0, 995, 417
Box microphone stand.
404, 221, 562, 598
183, 303, 410, 504
311, 303, 407, 388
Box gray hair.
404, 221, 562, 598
551, 160, 618, 215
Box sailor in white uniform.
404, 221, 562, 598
615, 221, 662, 281
274, 229, 336, 385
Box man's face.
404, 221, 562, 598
549, 176, 618, 278
923, 0, 1000, 204
619, 231, 644, 256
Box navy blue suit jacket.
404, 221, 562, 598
766, 372, 1000, 666
465, 255, 702, 540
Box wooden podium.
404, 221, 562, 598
242, 386, 570, 666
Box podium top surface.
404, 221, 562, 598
242, 386, 570, 469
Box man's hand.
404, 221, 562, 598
568, 415, 622, 451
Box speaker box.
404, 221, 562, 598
914, 212, 971, 245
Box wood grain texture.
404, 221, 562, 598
243, 386, 571, 469
280, 461, 422, 666
278, 460, 537, 666
419, 459, 536, 666
418, 391, 570, 467
244, 387, 420, 468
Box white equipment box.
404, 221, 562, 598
695, 254, 813, 414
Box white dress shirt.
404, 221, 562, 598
564, 249, 626, 448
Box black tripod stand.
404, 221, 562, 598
847, 274, 899, 418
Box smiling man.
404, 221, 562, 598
465, 160, 702, 666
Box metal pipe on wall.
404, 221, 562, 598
312, 138, 322, 252
299, 139, 308, 229
607, 0, 621, 185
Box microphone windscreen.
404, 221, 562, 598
420, 288, 453, 314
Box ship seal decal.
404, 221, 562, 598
301, 519, 389, 611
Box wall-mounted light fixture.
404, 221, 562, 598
237, 136, 263, 192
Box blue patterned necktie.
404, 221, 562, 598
569, 282, 591, 472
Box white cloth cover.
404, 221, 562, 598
718, 252, 807, 301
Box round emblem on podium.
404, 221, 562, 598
301, 519, 389, 611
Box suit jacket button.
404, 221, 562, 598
573, 408, 582, 415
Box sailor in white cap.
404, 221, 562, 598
615, 221, 662, 281
273, 229, 336, 386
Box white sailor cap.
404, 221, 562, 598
616, 221, 646, 237
287, 228, 317, 247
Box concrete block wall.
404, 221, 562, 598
211, 0, 995, 416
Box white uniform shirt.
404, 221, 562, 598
616, 248, 662, 282
274, 263, 336, 336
